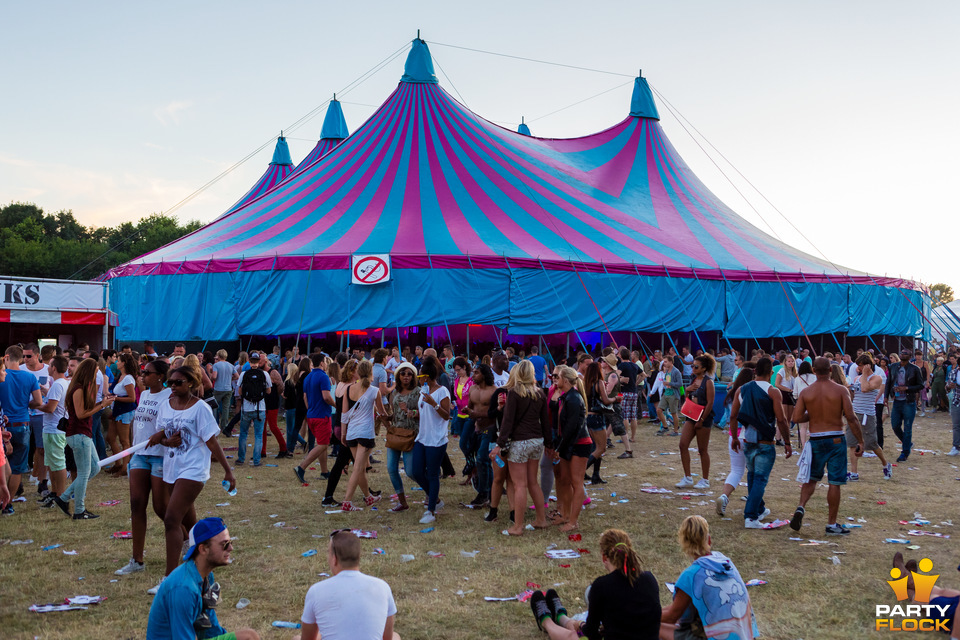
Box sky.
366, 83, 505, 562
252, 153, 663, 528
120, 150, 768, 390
2, 1, 958, 290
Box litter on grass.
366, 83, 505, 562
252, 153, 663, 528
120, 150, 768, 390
545, 549, 581, 560
460, 550, 480, 558
111, 531, 133, 540
745, 579, 767, 586
42, 544, 62, 551
98, 500, 121, 507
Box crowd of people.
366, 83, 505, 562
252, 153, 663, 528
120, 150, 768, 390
1, 337, 958, 638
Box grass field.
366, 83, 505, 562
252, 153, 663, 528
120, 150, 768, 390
2, 411, 957, 640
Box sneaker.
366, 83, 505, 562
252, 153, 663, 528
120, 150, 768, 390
544, 588, 568, 622
484, 507, 498, 522
846, 472, 859, 482
667, 431, 680, 437
52, 495, 71, 516
617, 452, 634, 459
369, 489, 383, 497
320, 472, 331, 480
365, 494, 382, 507
675, 476, 694, 488
389, 503, 409, 512
40, 494, 58, 508
369, 455, 381, 464
896, 454, 907, 462
744, 518, 763, 529
419, 511, 436, 524
293, 466, 306, 484
758, 507, 771, 521
341, 501, 362, 512
469, 493, 487, 507
883, 463, 892, 480
115, 559, 145, 575
716, 494, 729, 516
36, 489, 51, 502
321, 497, 341, 507
530, 590, 552, 632
147, 576, 165, 595
436, 499, 445, 511
235, 460, 244, 466
251, 462, 262, 467
825, 523, 850, 535
789, 506, 805, 531
655, 428, 666, 436
1, 505, 14, 516
948, 447, 960, 457
694, 478, 710, 489
73, 510, 99, 520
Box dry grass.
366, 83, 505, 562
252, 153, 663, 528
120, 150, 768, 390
2, 412, 957, 640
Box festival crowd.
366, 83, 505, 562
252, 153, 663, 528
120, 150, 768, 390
1, 338, 958, 639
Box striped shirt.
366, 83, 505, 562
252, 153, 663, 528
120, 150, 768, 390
850, 373, 880, 414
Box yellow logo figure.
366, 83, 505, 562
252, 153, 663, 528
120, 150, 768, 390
887, 558, 940, 603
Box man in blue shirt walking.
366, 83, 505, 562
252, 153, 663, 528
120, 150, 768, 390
0, 345, 42, 515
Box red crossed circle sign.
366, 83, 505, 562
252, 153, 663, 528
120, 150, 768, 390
353, 256, 389, 284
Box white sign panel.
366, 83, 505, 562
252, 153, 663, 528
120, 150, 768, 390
0, 277, 106, 311
351, 254, 391, 286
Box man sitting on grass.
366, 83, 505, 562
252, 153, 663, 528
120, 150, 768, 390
146, 517, 259, 640
294, 530, 400, 640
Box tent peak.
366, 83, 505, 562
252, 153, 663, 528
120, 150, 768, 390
401, 37, 439, 85
319, 98, 349, 141
517, 116, 531, 136
270, 135, 293, 166
629, 75, 660, 120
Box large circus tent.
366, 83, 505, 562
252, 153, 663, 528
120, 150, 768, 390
104, 38, 929, 350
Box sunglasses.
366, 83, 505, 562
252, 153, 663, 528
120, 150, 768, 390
167, 379, 188, 387
219, 540, 233, 551
24, 354, 34, 359
330, 528, 353, 538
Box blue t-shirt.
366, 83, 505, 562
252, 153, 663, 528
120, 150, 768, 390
212, 361, 235, 392
0, 369, 40, 423
146, 559, 226, 640
304, 369, 332, 420
527, 355, 547, 382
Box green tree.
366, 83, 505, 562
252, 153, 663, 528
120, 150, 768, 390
0, 201, 202, 280
930, 283, 954, 308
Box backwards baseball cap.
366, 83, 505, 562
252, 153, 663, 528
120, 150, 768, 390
249, 352, 261, 361
184, 517, 227, 560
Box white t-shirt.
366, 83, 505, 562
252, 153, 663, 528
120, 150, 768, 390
95, 369, 106, 402
133, 388, 173, 456
157, 399, 219, 484
417, 384, 451, 447
493, 370, 509, 388
683, 354, 694, 377
27, 364, 50, 417
113, 374, 136, 397
301, 570, 397, 640
237, 368, 272, 413
42, 377, 69, 434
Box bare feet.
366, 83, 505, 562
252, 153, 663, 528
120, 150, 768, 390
532, 520, 550, 529
503, 526, 524, 536
559, 522, 579, 533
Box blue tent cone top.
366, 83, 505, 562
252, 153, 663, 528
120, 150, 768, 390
401, 38, 439, 84
630, 76, 660, 120
320, 98, 349, 140
517, 118, 531, 136
270, 135, 293, 165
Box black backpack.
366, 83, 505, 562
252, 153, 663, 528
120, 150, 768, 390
241, 369, 267, 407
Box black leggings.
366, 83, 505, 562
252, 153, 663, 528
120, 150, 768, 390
876, 403, 885, 449
323, 435, 354, 499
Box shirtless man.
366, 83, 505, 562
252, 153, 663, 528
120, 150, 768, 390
465, 364, 497, 506
790, 357, 864, 535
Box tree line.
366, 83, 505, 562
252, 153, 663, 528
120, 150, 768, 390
0, 202, 202, 281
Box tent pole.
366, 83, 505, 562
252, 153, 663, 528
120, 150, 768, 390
466, 325, 470, 359
566, 333, 570, 361
307, 335, 312, 354
340, 332, 344, 353
843, 334, 847, 353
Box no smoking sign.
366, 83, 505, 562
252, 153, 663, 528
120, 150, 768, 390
351, 254, 391, 286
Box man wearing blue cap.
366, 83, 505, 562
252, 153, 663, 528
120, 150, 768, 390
147, 517, 259, 640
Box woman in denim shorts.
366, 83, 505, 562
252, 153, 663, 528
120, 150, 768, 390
491, 361, 551, 536
117, 360, 172, 578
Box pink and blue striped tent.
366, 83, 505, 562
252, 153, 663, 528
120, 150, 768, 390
286, 98, 349, 181
219, 136, 294, 219
106, 39, 927, 342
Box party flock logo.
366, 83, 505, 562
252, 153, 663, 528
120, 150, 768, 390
876, 558, 950, 632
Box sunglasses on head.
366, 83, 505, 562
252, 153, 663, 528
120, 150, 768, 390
330, 528, 353, 538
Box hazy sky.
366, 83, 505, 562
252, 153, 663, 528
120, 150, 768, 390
2, 1, 958, 290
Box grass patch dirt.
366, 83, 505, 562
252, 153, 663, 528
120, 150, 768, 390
1, 412, 957, 639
